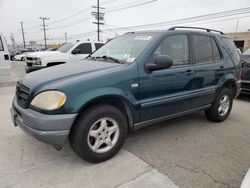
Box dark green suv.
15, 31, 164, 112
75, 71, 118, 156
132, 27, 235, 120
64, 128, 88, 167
11, 27, 241, 163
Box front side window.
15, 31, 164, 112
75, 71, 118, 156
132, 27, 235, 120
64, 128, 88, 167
193, 35, 213, 64
74, 43, 92, 54
149, 35, 189, 66
0, 37, 4, 51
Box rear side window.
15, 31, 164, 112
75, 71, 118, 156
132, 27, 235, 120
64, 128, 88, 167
74, 43, 92, 54
221, 37, 240, 64
193, 35, 213, 64
0, 37, 4, 51
95, 43, 104, 50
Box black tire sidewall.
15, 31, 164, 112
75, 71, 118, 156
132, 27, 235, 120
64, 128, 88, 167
70, 105, 127, 163
206, 88, 233, 122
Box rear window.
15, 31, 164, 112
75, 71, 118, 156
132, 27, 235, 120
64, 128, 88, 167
95, 43, 104, 50
0, 37, 4, 51
221, 37, 240, 64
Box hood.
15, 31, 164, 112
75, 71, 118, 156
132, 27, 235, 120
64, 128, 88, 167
21, 60, 124, 91
26, 51, 62, 58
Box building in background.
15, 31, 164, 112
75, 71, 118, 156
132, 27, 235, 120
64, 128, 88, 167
226, 32, 250, 53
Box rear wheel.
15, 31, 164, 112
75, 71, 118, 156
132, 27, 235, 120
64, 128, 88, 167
69, 104, 127, 163
205, 88, 233, 122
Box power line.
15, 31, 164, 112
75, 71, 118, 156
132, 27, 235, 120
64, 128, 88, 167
103, 7, 250, 31
48, 17, 92, 30
107, 0, 157, 13
49, 7, 91, 25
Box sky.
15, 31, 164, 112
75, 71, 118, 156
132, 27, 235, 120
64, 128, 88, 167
1, 0, 250, 46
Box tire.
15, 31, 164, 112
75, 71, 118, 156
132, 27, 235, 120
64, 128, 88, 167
205, 88, 233, 122
69, 104, 127, 163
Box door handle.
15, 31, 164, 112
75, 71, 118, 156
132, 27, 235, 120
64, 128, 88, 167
184, 70, 194, 76
220, 66, 224, 69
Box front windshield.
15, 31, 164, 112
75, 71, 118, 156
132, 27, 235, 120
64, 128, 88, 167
243, 49, 250, 55
57, 43, 74, 53
91, 34, 155, 63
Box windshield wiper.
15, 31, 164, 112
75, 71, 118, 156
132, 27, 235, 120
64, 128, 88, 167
95, 55, 123, 64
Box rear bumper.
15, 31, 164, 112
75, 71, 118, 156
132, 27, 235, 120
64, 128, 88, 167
10, 97, 77, 147
241, 80, 250, 95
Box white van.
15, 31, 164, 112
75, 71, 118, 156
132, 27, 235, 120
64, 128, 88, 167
0, 33, 11, 75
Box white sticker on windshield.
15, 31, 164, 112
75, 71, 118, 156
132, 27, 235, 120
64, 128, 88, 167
134, 36, 152, 40
127, 57, 135, 63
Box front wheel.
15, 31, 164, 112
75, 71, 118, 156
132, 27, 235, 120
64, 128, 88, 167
69, 104, 127, 163
205, 88, 233, 122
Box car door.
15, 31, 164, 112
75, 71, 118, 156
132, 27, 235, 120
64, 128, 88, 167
138, 34, 195, 122
191, 34, 224, 108
71, 43, 92, 62
0, 35, 11, 75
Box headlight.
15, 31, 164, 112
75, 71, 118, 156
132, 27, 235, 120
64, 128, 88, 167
31, 91, 67, 110
36, 57, 42, 65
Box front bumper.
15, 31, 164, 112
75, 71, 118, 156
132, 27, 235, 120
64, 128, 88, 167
25, 65, 46, 73
10, 97, 77, 147
241, 80, 250, 95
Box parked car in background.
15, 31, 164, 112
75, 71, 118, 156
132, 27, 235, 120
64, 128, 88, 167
11, 27, 241, 163
240, 49, 250, 94
25, 41, 104, 73
14, 52, 31, 61
0, 33, 11, 75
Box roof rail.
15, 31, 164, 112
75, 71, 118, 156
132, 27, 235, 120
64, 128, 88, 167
168, 26, 224, 35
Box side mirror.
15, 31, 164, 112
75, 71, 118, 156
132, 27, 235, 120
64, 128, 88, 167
146, 55, 173, 72
72, 48, 81, 54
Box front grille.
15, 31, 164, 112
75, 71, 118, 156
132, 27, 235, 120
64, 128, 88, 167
16, 82, 30, 108
26, 57, 37, 61
242, 63, 250, 81
26, 62, 32, 67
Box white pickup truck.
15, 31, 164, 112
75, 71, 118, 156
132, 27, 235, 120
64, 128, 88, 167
25, 41, 104, 73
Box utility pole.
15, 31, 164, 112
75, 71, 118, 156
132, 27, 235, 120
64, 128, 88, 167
64, 32, 68, 43
92, 1, 105, 41
39, 17, 49, 49
234, 18, 240, 41
20, 22, 26, 49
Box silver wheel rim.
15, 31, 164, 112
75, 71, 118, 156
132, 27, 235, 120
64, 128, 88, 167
218, 94, 230, 116
87, 117, 120, 154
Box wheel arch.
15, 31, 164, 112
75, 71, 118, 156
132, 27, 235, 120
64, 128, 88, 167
72, 95, 136, 132
220, 79, 237, 98
47, 62, 66, 67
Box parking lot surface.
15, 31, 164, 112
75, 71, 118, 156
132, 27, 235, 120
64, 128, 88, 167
1, 62, 250, 188
125, 95, 250, 188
